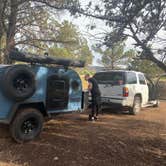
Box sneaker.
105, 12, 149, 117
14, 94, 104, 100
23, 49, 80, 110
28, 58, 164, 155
94, 116, 98, 120
91, 117, 95, 122
88, 114, 92, 121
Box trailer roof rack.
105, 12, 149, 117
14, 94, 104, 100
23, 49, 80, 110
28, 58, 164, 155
9, 49, 85, 68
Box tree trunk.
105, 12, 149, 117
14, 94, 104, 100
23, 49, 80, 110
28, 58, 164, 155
0, 0, 5, 63
4, 0, 18, 64
0, 0, 5, 39
0, 36, 3, 63
148, 55, 166, 72
141, 45, 166, 72
111, 60, 114, 70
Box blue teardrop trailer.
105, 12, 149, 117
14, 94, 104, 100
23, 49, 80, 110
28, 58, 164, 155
0, 50, 87, 143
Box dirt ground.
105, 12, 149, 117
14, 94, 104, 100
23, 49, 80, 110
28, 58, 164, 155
0, 102, 166, 166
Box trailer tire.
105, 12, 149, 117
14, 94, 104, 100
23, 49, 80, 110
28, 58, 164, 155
10, 108, 43, 143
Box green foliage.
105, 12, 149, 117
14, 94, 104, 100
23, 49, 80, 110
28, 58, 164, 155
93, 42, 135, 69
76, 68, 95, 76
49, 47, 73, 59
128, 59, 164, 78
81, 0, 166, 71
0, 0, 80, 63
56, 21, 79, 48
48, 21, 92, 65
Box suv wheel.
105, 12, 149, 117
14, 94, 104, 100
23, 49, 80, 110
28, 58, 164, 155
153, 100, 159, 107
10, 108, 43, 143
129, 96, 141, 115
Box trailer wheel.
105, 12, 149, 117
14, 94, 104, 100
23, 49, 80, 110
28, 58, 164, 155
3, 65, 36, 101
10, 108, 43, 143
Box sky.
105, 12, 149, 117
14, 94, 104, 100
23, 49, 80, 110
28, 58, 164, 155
58, 0, 111, 66
60, 11, 136, 66
60, 12, 104, 65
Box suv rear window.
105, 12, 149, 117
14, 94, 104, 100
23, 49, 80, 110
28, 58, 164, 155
94, 72, 125, 85
126, 72, 137, 84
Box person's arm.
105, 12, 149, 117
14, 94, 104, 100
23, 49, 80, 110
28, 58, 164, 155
88, 82, 93, 91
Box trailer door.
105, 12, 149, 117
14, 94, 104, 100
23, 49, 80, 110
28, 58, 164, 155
46, 75, 69, 110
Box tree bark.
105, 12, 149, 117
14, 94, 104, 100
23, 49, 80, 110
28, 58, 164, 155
142, 46, 166, 72
4, 0, 18, 64
129, 25, 166, 72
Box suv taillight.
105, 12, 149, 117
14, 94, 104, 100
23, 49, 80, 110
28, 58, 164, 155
123, 87, 129, 97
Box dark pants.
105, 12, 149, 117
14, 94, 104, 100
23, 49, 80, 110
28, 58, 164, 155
91, 96, 100, 117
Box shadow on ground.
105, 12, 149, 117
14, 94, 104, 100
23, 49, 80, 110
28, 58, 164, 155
0, 103, 166, 166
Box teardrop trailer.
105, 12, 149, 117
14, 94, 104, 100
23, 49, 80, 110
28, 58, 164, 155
0, 50, 87, 143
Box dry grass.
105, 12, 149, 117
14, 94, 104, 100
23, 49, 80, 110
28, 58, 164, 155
0, 151, 29, 166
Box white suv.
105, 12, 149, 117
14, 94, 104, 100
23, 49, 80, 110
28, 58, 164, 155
93, 70, 159, 115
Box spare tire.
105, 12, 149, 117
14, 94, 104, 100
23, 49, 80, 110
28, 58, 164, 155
2, 65, 36, 101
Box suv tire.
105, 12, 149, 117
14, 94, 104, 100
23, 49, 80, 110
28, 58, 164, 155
2, 65, 36, 101
153, 100, 159, 108
10, 108, 43, 143
129, 96, 141, 115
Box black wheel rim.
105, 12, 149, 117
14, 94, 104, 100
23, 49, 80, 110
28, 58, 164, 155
13, 74, 31, 93
21, 117, 38, 134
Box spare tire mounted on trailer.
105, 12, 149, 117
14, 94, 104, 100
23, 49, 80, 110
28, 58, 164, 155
2, 65, 36, 101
